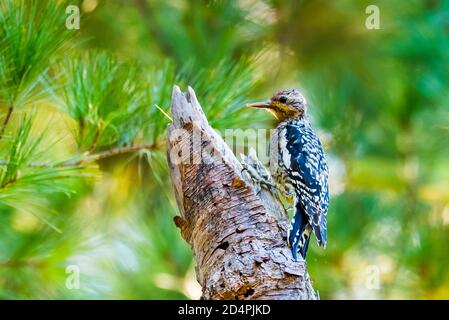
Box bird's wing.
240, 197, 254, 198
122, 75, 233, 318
284, 123, 329, 246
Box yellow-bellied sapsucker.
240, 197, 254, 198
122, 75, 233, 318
247, 89, 329, 261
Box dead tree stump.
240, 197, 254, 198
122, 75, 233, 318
167, 85, 318, 300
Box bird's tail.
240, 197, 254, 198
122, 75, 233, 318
288, 200, 311, 261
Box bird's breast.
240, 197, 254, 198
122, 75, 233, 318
269, 124, 291, 183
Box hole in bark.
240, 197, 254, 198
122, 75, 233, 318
244, 288, 255, 297
255, 261, 262, 267
217, 241, 229, 250
236, 228, 244, 233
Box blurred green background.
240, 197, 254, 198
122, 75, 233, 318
0, 0, 448, 299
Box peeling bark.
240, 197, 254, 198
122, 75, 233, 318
167, 86, 318, 300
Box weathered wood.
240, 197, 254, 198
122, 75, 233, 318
167, 86, 318, 300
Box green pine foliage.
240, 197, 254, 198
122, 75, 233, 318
0, 0, 73, 107
0, 0, 264, 299
59, 51, 154, 150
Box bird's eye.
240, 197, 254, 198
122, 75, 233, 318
279, 96, 287, 103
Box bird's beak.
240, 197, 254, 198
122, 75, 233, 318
246, 100, 271, 109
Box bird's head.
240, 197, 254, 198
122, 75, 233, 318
246, 88, 307, 122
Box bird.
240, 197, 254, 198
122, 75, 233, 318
246, 89, 329, 261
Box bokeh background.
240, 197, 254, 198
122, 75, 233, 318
0, 0, 448, 299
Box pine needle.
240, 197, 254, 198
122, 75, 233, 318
154, 104, 173, 122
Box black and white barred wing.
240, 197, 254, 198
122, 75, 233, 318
284, 123, 329, 247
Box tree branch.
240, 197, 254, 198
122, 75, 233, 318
57, 143, 159, 167
85, 124, 104, 155
167, 85, 318, 300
